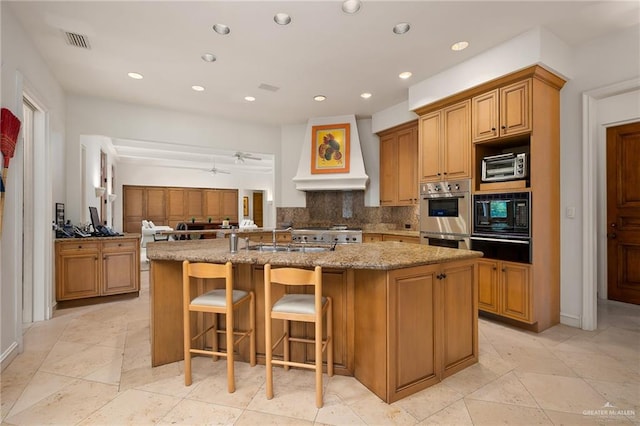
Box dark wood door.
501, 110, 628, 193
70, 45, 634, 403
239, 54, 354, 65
607, 122, 640, 304
252, 192, 263, 227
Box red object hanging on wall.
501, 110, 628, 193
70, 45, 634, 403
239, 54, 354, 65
0, 107, 23, 235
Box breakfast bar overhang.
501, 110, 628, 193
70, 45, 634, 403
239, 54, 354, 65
147, 238, 482, 403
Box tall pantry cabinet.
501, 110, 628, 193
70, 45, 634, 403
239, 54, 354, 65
414, 65, 565, 332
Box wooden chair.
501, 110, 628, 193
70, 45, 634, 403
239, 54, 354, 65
263, 264, 333, 408
182, 260, 256, 392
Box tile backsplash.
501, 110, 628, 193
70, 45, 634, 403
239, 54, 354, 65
276, 191, 419, 231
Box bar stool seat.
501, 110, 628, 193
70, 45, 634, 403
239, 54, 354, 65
182, 260, 256, 393
264, 264, 333, 408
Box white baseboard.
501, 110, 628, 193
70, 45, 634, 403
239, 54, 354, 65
0, 342, 19, 372
560, 312, 582, 328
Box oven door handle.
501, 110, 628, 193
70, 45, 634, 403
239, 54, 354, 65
470, 236, 530, 245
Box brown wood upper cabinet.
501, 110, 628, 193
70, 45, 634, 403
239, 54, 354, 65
472, 79, 531, 143
123, 185, 238, 233
419, 100, 471, 182
378, 121, 418, 206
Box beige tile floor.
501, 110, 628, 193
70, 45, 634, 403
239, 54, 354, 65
2, 266, 639, 425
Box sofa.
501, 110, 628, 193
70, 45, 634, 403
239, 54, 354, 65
141, 220, 173, 247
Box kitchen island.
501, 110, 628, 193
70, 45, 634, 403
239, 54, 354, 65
147, 238, 482, 403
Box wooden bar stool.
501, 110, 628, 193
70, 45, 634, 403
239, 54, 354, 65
182, 260, 256, 393
263, 264, 333, 408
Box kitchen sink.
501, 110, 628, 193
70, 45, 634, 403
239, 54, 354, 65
248, 245, 330, 253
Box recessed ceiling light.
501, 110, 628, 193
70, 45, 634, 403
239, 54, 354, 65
213, 23, 230, 35
342, 0, 362, 14
393, 22, 410, 35
274, 13, 291, 25
360, 92, 372, 99
314, 95, 326, 102
127, 72, 143, 80
192, 85, 205, 92
451, 41, 469, 51
244, 96, 256, 102
201, 53, 216, 62
398, 71, 412, 80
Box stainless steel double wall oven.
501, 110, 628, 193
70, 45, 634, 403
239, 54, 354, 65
420, 180, 471, 249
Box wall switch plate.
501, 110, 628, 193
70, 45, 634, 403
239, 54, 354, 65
566, 207, 576, 218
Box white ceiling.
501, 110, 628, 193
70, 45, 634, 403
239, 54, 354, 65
7, 1, 639, 170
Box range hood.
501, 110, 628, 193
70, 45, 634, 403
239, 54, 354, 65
293, 114, 369, 191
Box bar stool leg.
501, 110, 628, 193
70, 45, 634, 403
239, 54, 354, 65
250, 292, 256, 366
328, 298, 334, 377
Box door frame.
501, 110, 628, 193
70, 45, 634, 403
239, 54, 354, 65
582, 78, 640, 330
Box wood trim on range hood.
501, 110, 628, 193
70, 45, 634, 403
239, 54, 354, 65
293, 114, 369, 191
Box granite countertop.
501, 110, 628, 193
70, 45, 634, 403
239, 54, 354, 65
55, 233, 140, 242
146, 238, 482, 270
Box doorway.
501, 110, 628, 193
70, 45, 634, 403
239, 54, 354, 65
606, 122, 640, 304
252, 191, 264, 227
22, 97, 36, 323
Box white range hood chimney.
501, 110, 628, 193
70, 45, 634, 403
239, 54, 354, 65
293, 115, 369, 191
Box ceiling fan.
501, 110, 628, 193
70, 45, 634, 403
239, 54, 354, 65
205, 160, 230, 175
234, 151, 262, 163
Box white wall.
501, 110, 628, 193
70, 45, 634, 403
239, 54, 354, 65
559, 23, 640, 324
65, 95, 281, 227
1, 4, 66, 366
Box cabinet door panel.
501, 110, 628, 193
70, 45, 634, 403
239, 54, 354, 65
57, 252, 100, 300
221, 190, 239, 220
167, 189, 186, 218
442, 100, 470, 180
123, 187, 145, 233
204, 190, 222, 220
397, 128, 418, 204
389, 267, 437, 393
442, 262, 476, 372
102, 251, 138, 295
500, 80, 531, 137
379, 135, 398, 205
419, 112, 441, 182
146, 188, 167, 223
477, 260, 499, 313
472, 89, 498, 142
185, 189, 204, 220
501, 262, 531, 322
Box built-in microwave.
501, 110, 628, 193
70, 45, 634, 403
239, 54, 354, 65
482, 153, 527, 182
473, 192, 530, 238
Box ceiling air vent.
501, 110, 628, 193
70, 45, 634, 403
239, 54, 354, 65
63, 31, 91, 49
258, 83, 280, 92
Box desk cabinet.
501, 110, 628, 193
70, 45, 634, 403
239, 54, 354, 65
56, 236, 140, 302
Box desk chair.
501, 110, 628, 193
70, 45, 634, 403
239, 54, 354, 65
182, 260, 256, 393
263, 264, 333, 408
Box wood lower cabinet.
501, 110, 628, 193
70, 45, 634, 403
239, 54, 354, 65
382, 234, 420, 244
102, 239, 139, 295
56, 236, 140, 302
56, 242, 100, 300
419, 100, 471, 182
355, 260, 477, 402
363, 233, 382, 243
477, 259, 531, 323
378, 121, 418, 206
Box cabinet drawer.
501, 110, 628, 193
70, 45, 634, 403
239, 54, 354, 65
57, 242, 100, 253
102, 240, 137, 251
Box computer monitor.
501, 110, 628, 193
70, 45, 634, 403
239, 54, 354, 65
89, 206, 102, 233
